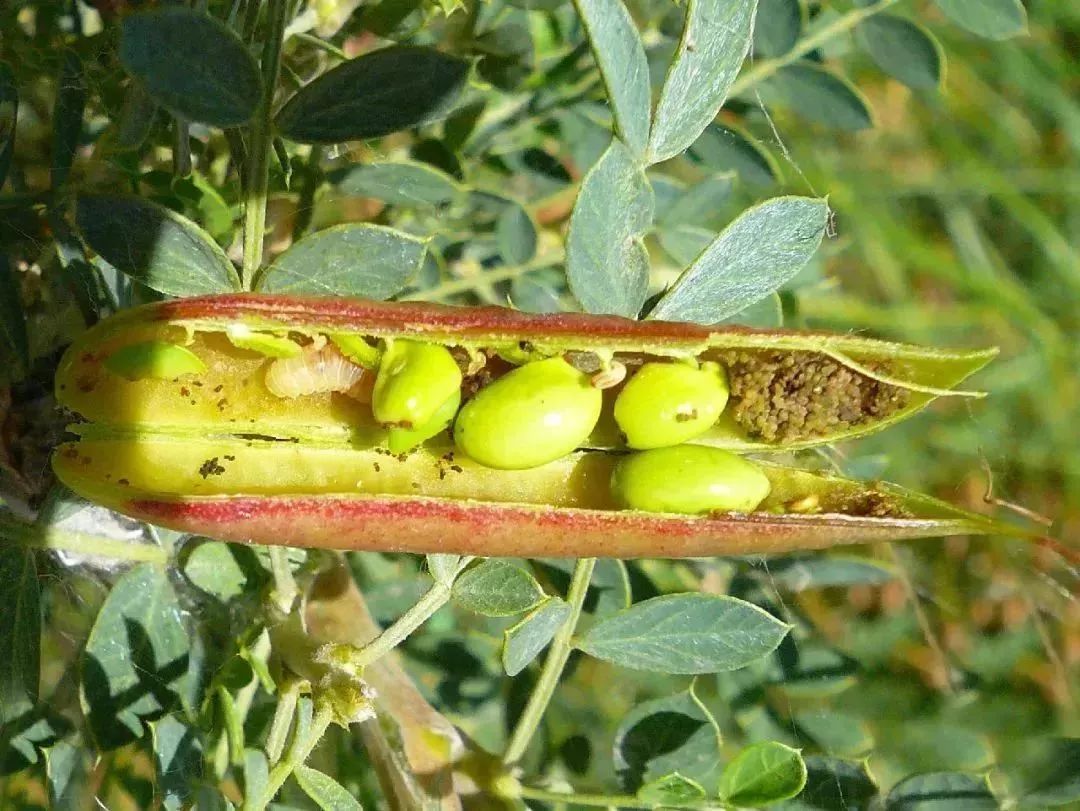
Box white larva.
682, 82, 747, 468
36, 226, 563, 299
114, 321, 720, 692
265, 340, 371, 400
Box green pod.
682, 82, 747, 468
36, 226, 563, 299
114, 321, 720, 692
373, 340, 462, 428
611, 445, 771, 514
387, 388, 461, 454
614, 361, 729, 449
455, 357, 603, 470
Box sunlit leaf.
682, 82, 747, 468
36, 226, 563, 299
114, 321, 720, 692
295, 765, 364, 811
649, 0, 756, 163
577, 593, 789, 673
152, 715, 203, 811
121, 7, 262, 127
329, 161, 464, 207
261, 224, 426, 298
649, 196, 828, 323
45, 740, 89, 811
718, 741, 807, 806
637, 772, 706, 805
572, 0, 651, 157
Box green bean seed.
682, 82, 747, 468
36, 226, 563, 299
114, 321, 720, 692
454, 356, 602, 469
614, 361, 729, 449
387, 389, 461, 454
373, 340, 462, 428
104, 341, 207, 381
225, 325, 301, 358
611, 445, 771, 514
329, 333, 381, 368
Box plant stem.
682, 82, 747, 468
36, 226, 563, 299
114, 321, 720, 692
352, 578, 455, 668
503, 557, 595, 766
0, 515, 168, 564
241, 0, 289, 290
728, 0, 900, 98
269, 546, 298, 614
245, 700, 334, 811
265, 680, 303, 764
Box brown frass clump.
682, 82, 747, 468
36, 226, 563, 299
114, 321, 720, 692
721, 351, 911, 443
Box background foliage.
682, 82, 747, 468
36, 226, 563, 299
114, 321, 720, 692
1, 0, 1078, 808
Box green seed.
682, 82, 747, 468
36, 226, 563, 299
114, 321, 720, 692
225, 325, 301, 358
611, 445, 771, 514
614, 361, 729, 449
104, 341, 207, 381
454, 357, 602, 470
373, 340, 462, 428
387, 388, 461, 454
329, 333, 381, 368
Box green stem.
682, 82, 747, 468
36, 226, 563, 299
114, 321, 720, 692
246, 700, 334, 811
265, 680, 303, 765
241, 0, 289, 290
728, 0, 900, 98
291, 145, 323, 241
404, 257, 564, 302
517, 784, 723, 810
0, 515, 168, 564
352, 577, 457, 668
269, 546, 298, 614
503, 557, 595, 766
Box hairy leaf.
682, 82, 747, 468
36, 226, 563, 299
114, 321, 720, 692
330, 161, 464, 207
567, 139, 654, 317
295, 765, 364, 811
649, 0, 756, 163
261, 224, 426, 298
120, 7, 262, 127
649, 196, 828, 323
572, 0, 651, 157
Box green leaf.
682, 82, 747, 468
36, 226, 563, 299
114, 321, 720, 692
0, 62, 17, 190
502, 597, 571, 676
183, 542, 255, 601
52, 51, 86, 190
0, 254, 29, 374
688, 124, 780, 187
754, 0, 804, 57
152, 715, 203, 811
797, 756, 878, 809
260, 223, 426, 298
885, 772, 996, 810
329, 161, 464, 207
658, 225, 713, 267
112, 83, 159, 152
649, 196, 828, 323
858, 15, 945, 91
496, 203, 539, 265
933, 0, 1027, 40
120, 7, 261, 127
637, 772, 706, 805
567, 139, 654, 317
764, 555, 897, 591
0, 545, 40, 724
577, 593, 789, 673
648, 0, 756, 163
794, 711, 873, 757
80, 564, 193, 749
276, 46, 470, 144
295, 764, 364, 810
1009, 737, 1080, 807
453, 559, 546, 617
765, 63, 874, 131
45, 740, 89, 811
76, 194, 240, 296
657, 173, 735, 229
572, 0, 651, 157
718, 741, 807, 806
243, 747, 269, 802
511, 269, 566, 314
613, 687, 721, 791
538, 558, 631, 616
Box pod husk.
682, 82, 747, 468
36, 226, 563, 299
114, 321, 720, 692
52, 294, 1029, 558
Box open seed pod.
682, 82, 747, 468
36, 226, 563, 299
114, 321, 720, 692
52, 294, 1032, 557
